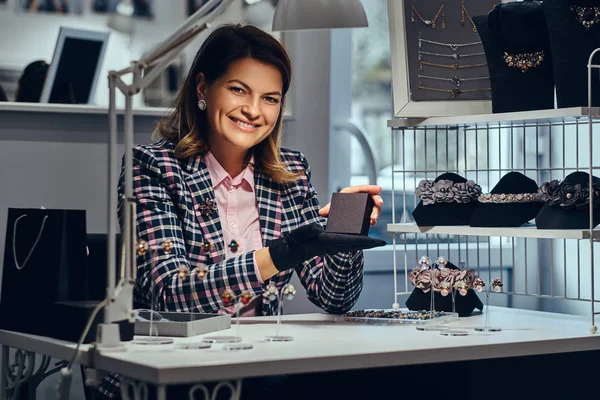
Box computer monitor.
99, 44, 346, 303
40, 27, 110, 104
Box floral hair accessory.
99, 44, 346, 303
539, 179, 600, 210
409, 267, 439, 293
415, 179, 482, 205
410, 264, 477, 295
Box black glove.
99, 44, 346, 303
269, 222, 386, 271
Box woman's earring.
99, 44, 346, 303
197, 99, 207, 111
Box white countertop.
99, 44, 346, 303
3, 307, 596, 385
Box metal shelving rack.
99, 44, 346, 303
386, 106, 600, 333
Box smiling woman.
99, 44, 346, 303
98, 23, 386, 400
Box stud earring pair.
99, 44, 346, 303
197, 99, 207, 110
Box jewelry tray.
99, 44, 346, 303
342, 309, 459, 325
134, 311, 231, 337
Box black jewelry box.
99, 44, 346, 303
325, 193, 374, 236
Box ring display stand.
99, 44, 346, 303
131, 245, 177, 347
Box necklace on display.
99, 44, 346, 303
461, 0, 478, 32
419, 60, 487, 71
418, 50, 485, 60
418, 85, 491, 98
503, 51, 544, 73
570, 5, 600, 30
411, 2, 446, 29
419, 32, 481, 52
12, 214, 48, 270
418, 74, 489, 87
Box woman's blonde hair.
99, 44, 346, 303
153, 24, 299, 184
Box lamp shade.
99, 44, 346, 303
272, 0, 368, 31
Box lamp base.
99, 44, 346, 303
95, 323, 127, 352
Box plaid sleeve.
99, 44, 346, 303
119, 147, 264, 314
290, 153, 364, 314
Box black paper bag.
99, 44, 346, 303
0, 208, 87, 337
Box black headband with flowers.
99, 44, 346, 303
415, 179, 482, 205
538, 179, 600, 211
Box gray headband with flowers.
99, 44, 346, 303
415, 179, 482, 205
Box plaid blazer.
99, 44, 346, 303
98, 138, 365, 398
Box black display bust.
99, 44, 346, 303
473, 1, 555, 113
469, 171, 544, 227
535, 171, 600, 229
543, 0, 600, 107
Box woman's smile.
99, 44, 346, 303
229, 116, 260, 132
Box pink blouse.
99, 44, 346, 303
203, 152, 264, 316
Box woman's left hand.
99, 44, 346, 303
318, 185, 383, 225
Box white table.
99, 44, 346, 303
2, 307, 600, 399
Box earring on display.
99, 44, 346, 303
265, 282, 297, 342
197, 99, 207, 110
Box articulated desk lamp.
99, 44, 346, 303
57, 0, 368, 398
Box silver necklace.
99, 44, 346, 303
419, 31, 481, 51
418, 74, 489, 87
13, 214, 48, 270
419, 38, 482, 51
418, 50, 485, 60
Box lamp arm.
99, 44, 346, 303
134, 24, 210, 95
334, 119, 379, 186
140, 0, 236, 67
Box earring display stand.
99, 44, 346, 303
132, 243, 175, 347
417, 258, 450, 331
204, 291, 253, 350
222, 299, 253, 351
475, 279, 503, 332
415, 269, 449, 332
436, 284, 470, 336
203, 293, 244, 345
265, 283, 296, 342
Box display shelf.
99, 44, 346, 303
387, 106, 600, 129
387, 223, 600, 240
